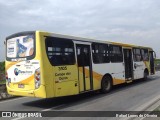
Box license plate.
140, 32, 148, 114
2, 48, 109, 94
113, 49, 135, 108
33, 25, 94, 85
18, 84, 24, 88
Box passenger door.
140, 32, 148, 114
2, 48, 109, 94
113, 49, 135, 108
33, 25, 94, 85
133, 48, 144, 79
123, 48, 133, 80
149, 51, 155, 74
76, 44, 93, 92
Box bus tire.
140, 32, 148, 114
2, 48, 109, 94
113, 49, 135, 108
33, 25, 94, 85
100, 75, 112, 93
143, 70, 148, 81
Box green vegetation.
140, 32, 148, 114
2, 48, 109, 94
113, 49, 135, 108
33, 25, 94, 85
0, 61, 5, 72
155, 59, 160, 65
0, 61, 5, 84
154, 105, 160, 111
0, 80, 6, 84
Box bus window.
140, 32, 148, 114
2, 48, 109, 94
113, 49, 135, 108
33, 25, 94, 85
110, 45, 123, 63
45, 37, 75, 66
141, 49, 149, 61
133, 48, 142, 62
92, 43, 109, 64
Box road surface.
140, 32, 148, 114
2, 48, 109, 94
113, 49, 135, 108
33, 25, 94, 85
0, 72, 160, 120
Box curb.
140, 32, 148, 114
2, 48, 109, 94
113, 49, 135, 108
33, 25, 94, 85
121, 72, 160, 120
0, 84, 18, 101
131, 95, 160, 120
135, 95, 160, 111
120, 95, 160, 120
0, 92, 17, 101
129, 72, 160, 120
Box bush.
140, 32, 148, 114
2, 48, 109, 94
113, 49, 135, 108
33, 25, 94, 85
0, 61, 5, 72
155, 59, 160, 64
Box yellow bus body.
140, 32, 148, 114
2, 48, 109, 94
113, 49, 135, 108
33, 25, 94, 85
5, 31, 155, 98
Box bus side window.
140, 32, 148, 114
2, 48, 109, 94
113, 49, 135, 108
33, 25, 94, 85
141, 49, 149, 61
110, 45, 123, 63
133, 48, 142, 62
45, 37, 75, 66
92, 43, 110, 64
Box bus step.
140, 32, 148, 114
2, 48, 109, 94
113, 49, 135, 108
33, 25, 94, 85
126, 79, 132, 83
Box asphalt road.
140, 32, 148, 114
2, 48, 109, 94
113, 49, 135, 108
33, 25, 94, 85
0, 72, 160, 120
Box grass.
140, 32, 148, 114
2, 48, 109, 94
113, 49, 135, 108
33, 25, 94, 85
154, 106, 160, 111
0, 80, 6, 84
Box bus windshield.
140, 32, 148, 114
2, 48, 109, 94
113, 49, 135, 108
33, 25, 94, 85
6, 34, 35, 61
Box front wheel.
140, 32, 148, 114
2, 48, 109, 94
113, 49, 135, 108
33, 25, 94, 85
100, 75, 112, 93
143, 71, 148, 81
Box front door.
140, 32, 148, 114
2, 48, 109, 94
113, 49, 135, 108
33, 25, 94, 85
76, 44, 93, 92
149, 51, 155, 74
133, 48, 144, 79
123, 49, 133, 79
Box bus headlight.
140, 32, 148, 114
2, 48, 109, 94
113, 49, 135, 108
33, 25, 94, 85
35, 68, 40, 89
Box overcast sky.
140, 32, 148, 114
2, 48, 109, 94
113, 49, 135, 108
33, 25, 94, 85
0, 0, 160, 61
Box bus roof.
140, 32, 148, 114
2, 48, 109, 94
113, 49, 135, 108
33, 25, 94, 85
37, 31, 153, 50
6, 30, 153, 50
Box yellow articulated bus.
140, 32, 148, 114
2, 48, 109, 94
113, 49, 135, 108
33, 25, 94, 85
5, 31, 156, 98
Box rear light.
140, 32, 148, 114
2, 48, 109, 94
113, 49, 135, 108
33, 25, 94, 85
35, 68, 40, 89
36, 76, 40, 81
6, 72, 8, 80
6, 71, 10, 86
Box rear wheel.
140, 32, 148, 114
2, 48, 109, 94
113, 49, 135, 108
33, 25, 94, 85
101, 75, 112, 93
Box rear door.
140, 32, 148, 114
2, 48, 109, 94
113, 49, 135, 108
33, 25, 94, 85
123, 48, 133, 80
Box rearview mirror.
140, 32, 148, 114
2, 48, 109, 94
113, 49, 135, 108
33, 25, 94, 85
153, 51, 156, 59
